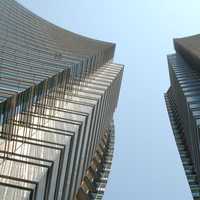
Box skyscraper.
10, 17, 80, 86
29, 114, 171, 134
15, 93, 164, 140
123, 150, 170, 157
0, 0, 123, 199
165, 35, 200, 199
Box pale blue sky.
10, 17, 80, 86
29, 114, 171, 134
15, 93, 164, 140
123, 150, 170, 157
16, 0, 200, 199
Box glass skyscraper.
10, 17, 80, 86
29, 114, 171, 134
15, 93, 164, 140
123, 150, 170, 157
165, 35, 200, 199
0, 0, 123, 199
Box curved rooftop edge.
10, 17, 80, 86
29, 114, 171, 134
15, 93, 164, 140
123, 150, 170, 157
0, 1, 124, 200
0, 0, 118, 104
16, 0, 116, 56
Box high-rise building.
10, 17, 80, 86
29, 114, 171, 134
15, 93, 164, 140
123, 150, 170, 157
165, 35, 200, 199
0, 1, 123, 200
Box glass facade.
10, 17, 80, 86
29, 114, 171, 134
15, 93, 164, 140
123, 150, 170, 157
165, 36, 200, 199
0, 1, 123, 200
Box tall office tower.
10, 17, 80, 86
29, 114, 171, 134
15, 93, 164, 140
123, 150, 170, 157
0, 0, 123, 200
165, 35, 200, 199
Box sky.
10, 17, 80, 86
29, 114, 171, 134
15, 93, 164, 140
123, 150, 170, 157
16, 0, 200, 199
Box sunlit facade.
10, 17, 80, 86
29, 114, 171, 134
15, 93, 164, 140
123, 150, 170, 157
0, 0, 123, 199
